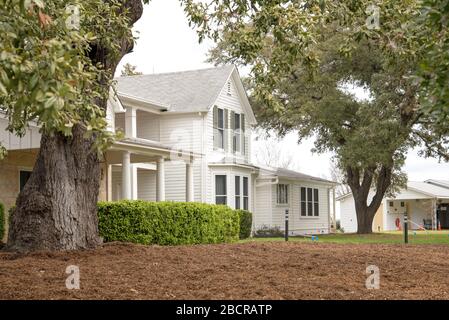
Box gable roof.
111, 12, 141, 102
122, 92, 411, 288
258, 166, 336, 185
275, 168, 336, 185
115, 65, 257, 124
337, 180, 449, 201
425, 179, 449, 189
407, 181, 449, 199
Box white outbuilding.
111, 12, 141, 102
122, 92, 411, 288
338, 180, 449, 233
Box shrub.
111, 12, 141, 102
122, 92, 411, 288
0, 203, 4, 240
236, 210, 252, 239
254, 225, 284, 238
98, 201, 240, 245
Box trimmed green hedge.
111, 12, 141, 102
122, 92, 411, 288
0, 203, 4, 240
236, 210, 252, 239
98, 201, 240, 245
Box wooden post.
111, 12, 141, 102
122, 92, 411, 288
285, 209, 289, 242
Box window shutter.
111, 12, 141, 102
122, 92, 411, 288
241, 114, 246, 155
224, 109, 229, 152
230, 111, 235, 153
213, 106, 218, 149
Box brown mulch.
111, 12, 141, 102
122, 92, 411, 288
0, 241, 448, 300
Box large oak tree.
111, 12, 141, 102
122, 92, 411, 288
182, 0, 449, 233
0, 0, 145, 251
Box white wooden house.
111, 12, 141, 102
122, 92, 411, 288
0, 65, 336, 237
338, 180, 449, 232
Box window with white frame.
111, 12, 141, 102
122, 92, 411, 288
243, 177, 249, 210
313, 188, 319, 216
213, 107, 225, 149
300, 187, 307, 216
277, 184, 289, 205
233, 113, 241, 153
215, 175, 227, 205
235, 176, 241, 209
301, 187, 319, 217
235, 175, 249, 210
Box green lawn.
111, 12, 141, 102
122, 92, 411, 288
242, 231, 449, 245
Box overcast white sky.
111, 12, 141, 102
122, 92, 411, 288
117, 0, 449, 181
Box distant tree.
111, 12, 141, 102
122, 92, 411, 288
183, 0, 449, 234
121, 63, 143, 76
329, 159, 351, 197
253, 132, 297, 171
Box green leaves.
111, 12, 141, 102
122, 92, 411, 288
98, 201, 241, 245
0, 0, 134, 155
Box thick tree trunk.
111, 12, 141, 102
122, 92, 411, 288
7, 127, 102, 251
354, 198, 377, 234
6, 0, 143, 252
346, 165, 393, 234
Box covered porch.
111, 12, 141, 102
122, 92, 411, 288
103, 138, 198, 202
385, 198, 449, 231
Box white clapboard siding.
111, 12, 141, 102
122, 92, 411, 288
0, 118, 41, 151
254, 182, 273, 229
136, 110, 160, 141
137, 168, 156, 201
270, 180, 331, 234
111, 170, 122, 201
339, 196, 358, 233
159, 113, 204, 202
204, 77, 254, 205
206, 77, 252, 163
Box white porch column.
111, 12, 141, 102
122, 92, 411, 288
107, 164, 113, 201
122, 151, 131, 200
125, 107, 137, 138
156, 157, 165, 201
186, 162, 194, 202
131, 164, 138, 200
333, 188, 337, 231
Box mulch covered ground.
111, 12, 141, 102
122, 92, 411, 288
0, 241, 448, 300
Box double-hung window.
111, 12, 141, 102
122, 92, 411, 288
277, 184, 289, 205
215, 175, 227, 205
301, 187, 320, 217
233, 113, 241, 153
217, 108, 224, 149
300, 187, 307, 216
235, 176, 249, 210
213, 106, 226, 150
235, 176, 241, 209
243, 177, 249, 210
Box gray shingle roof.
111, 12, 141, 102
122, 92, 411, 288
115, 65, 235, 112
425, 179, 449, 189
275, 168, 336, 184
408, 181, 449, 198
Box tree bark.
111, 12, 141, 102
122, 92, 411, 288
347, 165, 393, 234
6, 0, 143, 252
